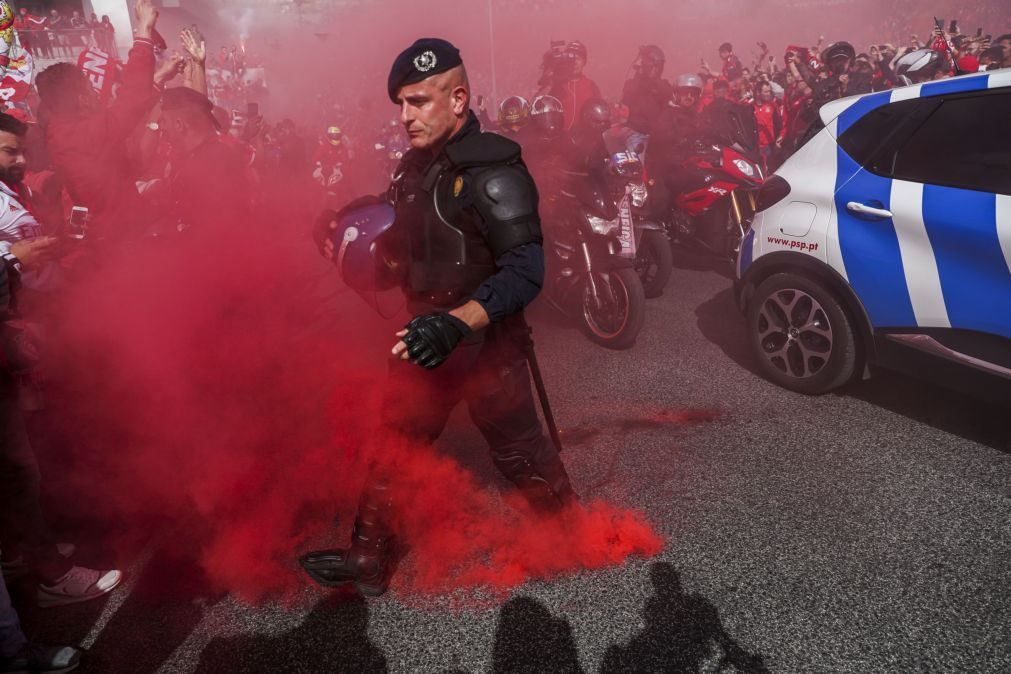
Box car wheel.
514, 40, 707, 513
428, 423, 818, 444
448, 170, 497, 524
746, 272, 857, 394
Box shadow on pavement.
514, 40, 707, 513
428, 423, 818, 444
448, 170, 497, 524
195, 594, 387, 674
693, 286, 762, 378
671, 246, 736, 281
492, 595, 582, 673
601, 562, 768, 673
843, 372, 1011, 454
79, 548, 224, 673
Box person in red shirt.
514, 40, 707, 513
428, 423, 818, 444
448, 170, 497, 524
34, 0, 179, 240
536, 41, 601, 131
753, 81, 784, 173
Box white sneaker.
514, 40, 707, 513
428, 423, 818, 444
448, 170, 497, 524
37, 566, 123, 608
1, 543, 76, 582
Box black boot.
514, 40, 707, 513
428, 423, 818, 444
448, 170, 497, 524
299, 531, 395, 597
494, 450, 579, 515
300, 476, 397, 597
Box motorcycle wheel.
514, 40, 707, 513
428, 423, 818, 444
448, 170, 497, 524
579, 267, 646, 350
635, 229, 674, 299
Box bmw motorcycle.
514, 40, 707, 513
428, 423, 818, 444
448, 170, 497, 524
666, 139, 764, 263
540, 165, 647, 350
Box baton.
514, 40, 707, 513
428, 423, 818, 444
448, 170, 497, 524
522, 330, 564, 454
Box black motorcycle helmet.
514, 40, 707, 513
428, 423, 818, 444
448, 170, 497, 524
531, 95, 564, 134
566, 40, 588, 63
497, 95, 531, 132
636, 44, 666, 77
579, 97, 611, 132
821, 41, 856, 74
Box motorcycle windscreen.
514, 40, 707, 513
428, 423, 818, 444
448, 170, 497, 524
330, 201, 405, 319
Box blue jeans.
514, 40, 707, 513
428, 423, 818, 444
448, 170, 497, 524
0, 576, 26, 659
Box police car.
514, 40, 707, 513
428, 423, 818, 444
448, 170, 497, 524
736, 69, 1011, 397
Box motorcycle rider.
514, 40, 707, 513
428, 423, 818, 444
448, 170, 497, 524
302, 38, 577, 597
496, 95, 531, 137
621, 45, 673, 136
565, 97, 611, 178
536, 40, 601, 131
519, 95, 566, 178
649, 73, 704, 216
701, 78, 759, 159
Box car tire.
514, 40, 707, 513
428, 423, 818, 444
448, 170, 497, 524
746, 272, 857, 394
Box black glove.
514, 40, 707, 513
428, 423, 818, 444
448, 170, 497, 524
402, 313, 472, 369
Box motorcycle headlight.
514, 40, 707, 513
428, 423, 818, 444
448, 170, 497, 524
631, 183, 648, 208
586, 214, 619, 235
733, 158, 756, 178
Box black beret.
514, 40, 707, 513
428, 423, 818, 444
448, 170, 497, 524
387, 38, 463, 103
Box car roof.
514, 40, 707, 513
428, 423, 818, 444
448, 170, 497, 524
818, 67, 1011, 129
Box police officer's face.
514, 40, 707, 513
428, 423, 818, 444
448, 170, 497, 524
397, 72, 468, 152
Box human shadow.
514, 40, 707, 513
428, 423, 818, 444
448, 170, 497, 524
195, 594, 387, 674
492, 595, 583, 674
601, 563, 768, 673
78, 544, 224, 673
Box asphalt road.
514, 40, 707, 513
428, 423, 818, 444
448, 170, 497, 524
10, 250, 1011, 673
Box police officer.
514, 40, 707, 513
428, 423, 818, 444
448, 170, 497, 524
302, 38, 577, 597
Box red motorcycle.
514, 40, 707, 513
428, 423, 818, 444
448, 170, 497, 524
666, 140, 765, 262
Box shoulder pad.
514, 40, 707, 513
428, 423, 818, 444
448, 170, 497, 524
469, 163, 542, 258
444, 131, 521, 169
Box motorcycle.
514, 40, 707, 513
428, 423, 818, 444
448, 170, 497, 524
666, 139, 764, 263
602, 126, 673, 299
373, 120, 411, 181
540, 162, 647, 350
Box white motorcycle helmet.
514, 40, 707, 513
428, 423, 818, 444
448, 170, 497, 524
895, 48, 945, 85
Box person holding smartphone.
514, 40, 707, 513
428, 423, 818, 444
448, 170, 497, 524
0, 110, 125, 613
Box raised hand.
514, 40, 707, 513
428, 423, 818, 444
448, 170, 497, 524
134, 0, 158, 38
180, 27, 206, 65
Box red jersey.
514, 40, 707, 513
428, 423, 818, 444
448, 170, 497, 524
549, 75, 602, 131
753, 100, 783, 149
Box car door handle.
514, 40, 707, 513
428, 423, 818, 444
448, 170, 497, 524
846, 201, 893, 219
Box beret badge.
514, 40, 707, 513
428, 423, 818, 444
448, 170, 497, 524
413, 50, 437, 72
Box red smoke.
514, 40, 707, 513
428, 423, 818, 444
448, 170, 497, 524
38, 209, 662, 603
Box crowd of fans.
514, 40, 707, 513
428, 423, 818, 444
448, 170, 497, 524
15, 6, 118, 58
0, 1, 327, 670
0, 0, 1008, 668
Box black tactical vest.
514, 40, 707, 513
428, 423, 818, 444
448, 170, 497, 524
391, 114, 516, 307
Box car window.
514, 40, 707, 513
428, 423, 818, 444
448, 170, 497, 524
836, 97, 926, 170
892, 91, 1011, 195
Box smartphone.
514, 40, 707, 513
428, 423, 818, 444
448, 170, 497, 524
976, 27, 983, 37
69, 206, 89, 240
949, 20, 957, 34
934, 17, 944, 32
246, 102, 259, 119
